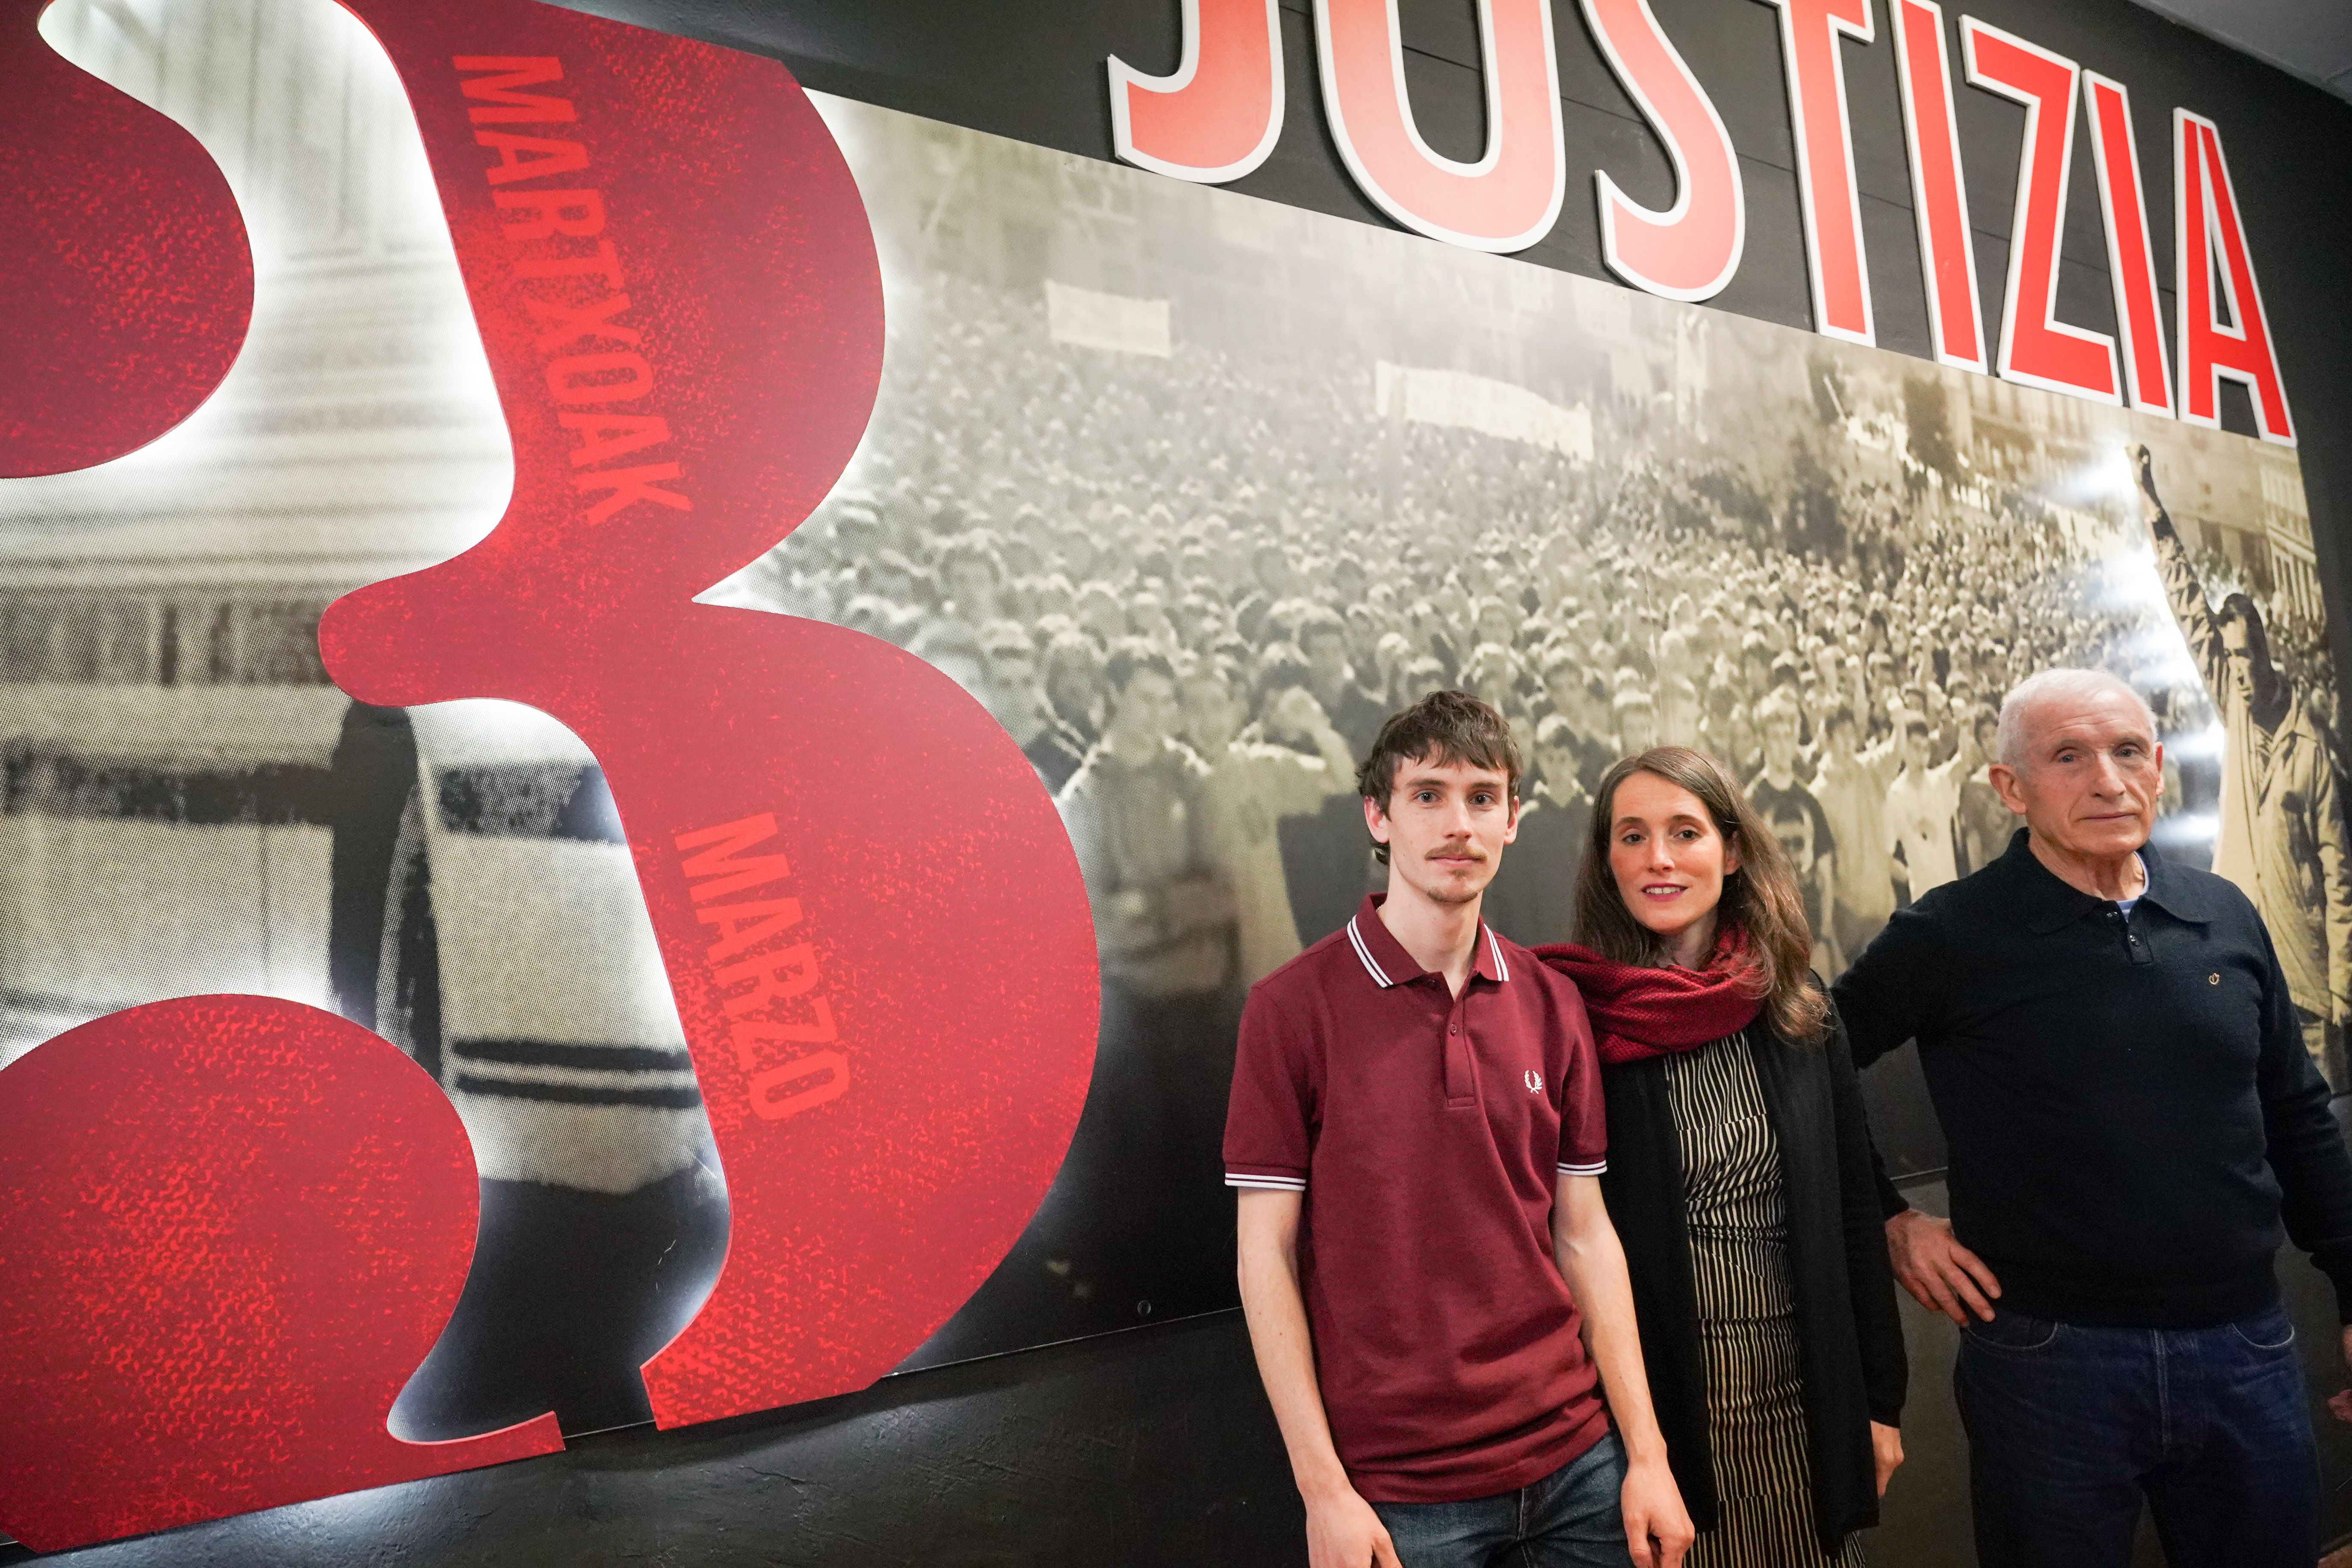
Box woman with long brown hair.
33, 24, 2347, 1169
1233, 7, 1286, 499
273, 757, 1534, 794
1539, 747, 1906, 1566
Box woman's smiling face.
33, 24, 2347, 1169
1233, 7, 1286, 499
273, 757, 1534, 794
1606, 770, 1737, 954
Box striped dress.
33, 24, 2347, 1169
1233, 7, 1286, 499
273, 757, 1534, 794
1665, 1031, 1867, 1568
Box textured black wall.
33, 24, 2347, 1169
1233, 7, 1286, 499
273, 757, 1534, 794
16, 2, 2352, 1562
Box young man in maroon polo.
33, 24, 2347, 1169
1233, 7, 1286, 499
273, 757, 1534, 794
1227, 691, 1693, 1568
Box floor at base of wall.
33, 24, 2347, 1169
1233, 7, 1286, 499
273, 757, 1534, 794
0, 1309, 1300, 1568
8, 1169, 2352, 1564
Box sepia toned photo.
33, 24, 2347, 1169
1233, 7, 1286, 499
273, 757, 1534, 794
735, 98, 2343, 1357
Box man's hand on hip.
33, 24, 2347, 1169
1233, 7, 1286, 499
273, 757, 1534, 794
1621, 1452, 1694, 1568
1303, 1485, 1401, 1568
1886, 1209, 2001, 1325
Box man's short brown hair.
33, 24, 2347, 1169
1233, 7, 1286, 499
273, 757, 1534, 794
1356, 691, 1522, 865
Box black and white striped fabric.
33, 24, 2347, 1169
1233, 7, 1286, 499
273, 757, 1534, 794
402, 702, 712, 1197
1666, 1032, 1867, 1568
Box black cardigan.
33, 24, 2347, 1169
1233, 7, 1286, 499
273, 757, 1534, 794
1597, 1003, 1906, 1554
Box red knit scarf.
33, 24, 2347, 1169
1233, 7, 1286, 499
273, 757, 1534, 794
1534, 927, 1766, 1066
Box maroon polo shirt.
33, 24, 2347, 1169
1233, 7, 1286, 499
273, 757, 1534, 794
1223, 893, 1610, 1503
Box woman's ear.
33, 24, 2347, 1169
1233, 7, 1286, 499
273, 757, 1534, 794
1721, 828, 1742, 877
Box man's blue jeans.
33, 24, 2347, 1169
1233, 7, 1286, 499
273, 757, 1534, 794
1370, 1432, 1628, 1568
1956, 1299, 2320, 1568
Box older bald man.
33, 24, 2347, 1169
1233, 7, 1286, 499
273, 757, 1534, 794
1835, 668, 2352, 1568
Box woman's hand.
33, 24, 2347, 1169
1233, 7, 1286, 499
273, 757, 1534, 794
1869, 1421, 1904, 1498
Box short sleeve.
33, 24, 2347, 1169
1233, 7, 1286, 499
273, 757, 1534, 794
1807, 791, 1838, 859
1554, 985, 1608, 1178
1223, 985, 1315, 1192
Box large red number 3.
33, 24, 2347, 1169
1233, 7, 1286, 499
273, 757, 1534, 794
321, 0, 1100, 1429
0, 0, 1096, 1546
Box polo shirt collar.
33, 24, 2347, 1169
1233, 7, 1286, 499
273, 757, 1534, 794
1999, 828, 2216, 933
2134, 841, 2217, 924
1347, 893, 1510, 989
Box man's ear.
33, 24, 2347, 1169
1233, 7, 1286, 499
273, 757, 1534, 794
1362, 793, 1391, 845
1988, 762, 2030, 816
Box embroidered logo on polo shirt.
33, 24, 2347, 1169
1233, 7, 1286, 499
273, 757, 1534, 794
1525, 1069, 1542, 1094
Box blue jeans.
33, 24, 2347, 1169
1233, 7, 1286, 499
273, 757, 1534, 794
1955, 1299, 2319, 1568
1371, 1432, 1628, 1568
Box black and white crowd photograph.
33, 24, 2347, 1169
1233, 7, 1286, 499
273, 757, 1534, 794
712, 97, 2347, 1357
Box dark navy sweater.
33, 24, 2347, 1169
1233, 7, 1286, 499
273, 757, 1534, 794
1836, 829, 2352, 1326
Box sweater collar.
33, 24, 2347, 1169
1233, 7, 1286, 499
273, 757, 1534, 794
1998, 827, 2216, 933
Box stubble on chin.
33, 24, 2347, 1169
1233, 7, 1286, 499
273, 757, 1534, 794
1418, 862, 1490, 906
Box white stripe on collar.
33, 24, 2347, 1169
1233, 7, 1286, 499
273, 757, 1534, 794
1483, 924, 1511, 982
1345, 915, 1394, 988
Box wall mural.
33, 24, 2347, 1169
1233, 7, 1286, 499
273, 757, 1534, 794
0, 0, 2338, 1551
770, 98, 2341, 1365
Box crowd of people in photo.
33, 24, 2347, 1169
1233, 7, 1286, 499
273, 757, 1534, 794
746, 242, 2352, 1550
724, 271, 2253, 1001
